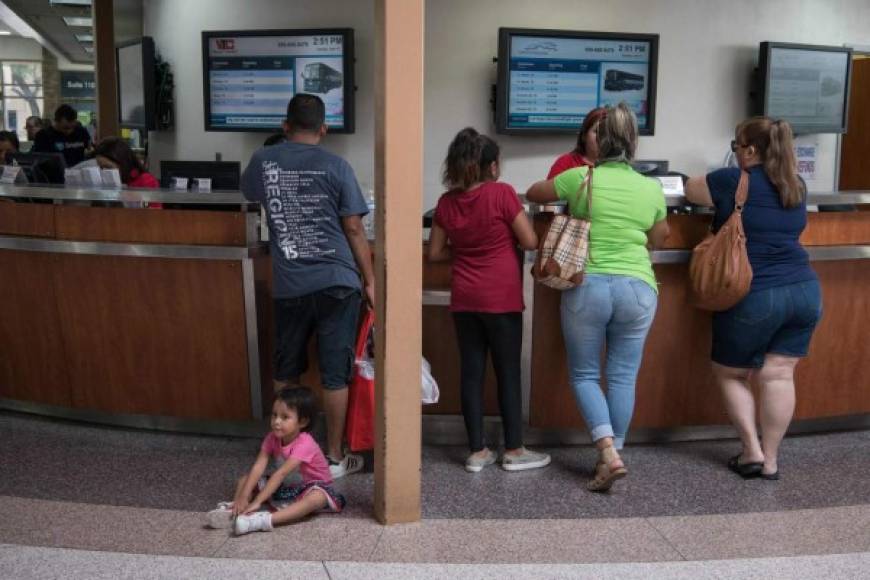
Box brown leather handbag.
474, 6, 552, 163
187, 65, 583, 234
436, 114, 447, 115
689, 170, 753, 311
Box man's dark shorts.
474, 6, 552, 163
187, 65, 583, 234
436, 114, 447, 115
274, 286, 361, 389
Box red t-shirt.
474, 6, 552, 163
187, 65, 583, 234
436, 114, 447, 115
547, 152, 591, 179
434, 181, 524, 313
127, 169, 162, 208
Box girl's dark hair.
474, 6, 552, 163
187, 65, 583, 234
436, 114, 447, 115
275, 386, 318, 432
736, 116, 805, 208
442, 127, 500, 190
94, 137, 145, 184
0, 130, 20, 152
573, 107, 607, 157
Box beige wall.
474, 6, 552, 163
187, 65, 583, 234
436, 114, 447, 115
144, 0, 870, 204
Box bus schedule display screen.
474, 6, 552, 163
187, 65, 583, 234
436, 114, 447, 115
496, 28, 658, 135
202, 28, 354, 133
758, 42, 852, 134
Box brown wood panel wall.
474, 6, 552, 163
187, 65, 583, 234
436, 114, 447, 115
54, 206, 248, 246
0, 250, 71, 406
51, 255, 251, 420
0, 201, 55, 238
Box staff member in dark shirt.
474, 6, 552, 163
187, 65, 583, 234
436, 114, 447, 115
32, 104, 93, 167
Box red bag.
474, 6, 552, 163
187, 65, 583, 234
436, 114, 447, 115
345, 308, 375, 452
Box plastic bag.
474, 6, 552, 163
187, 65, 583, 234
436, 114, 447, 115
421, 357, 439, 404
346, 310, 375, 452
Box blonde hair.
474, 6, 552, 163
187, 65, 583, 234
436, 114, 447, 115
596, 102, 638, 164
737, 117, 805, 208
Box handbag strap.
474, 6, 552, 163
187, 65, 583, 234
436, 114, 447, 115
572, 165, 593, 217
355, 308, 375, 359
733, 170, 750, 213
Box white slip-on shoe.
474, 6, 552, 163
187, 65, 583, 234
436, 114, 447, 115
465, 448, 497, 473
329, 453, 364, 479
501, 448, 552, 472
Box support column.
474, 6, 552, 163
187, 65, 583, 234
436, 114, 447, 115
373, 0, 424, 524
93, 0, 119, 139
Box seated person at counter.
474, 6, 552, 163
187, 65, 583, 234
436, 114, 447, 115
32, 104, 93, 167
527, 103, 669, 492
0, 130, 19, 163
428, 127, 550, 473
241, 93, 374, 480
547, 106, 606, 179
94, 137, 161, 208
684, 117, 821, 482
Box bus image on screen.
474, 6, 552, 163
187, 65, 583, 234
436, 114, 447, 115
604, 69, 645, 92
302, 62, 343, 94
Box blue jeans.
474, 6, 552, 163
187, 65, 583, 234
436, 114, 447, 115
561, 274, 658, 449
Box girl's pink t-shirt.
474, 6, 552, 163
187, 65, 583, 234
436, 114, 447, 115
434, 181, 524, 313
260, 431, 333, 484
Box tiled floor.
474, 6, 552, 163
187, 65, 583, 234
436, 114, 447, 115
1, 412, 868, 578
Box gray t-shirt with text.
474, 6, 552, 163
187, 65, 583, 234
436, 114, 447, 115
241, 142, 368, 299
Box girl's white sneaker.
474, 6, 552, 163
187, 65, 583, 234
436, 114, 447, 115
204, 502, 234, 529
234, 511, 273, 535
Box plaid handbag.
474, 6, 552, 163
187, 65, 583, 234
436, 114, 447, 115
533, 167, 593, 290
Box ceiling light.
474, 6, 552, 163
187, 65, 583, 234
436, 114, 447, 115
75, 33, 93, 42
50, 0, 92, 5
0, 31, 11, 36
63, 16, 92, 27
83, 46, 94, 53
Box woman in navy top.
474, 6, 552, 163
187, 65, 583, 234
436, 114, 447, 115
685, 117, 821, 482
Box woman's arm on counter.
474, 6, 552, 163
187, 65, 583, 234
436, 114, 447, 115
427, 223, 452, 262
685, 176, 714, 207
646, 218, 670, 249
526, 179, 559, 204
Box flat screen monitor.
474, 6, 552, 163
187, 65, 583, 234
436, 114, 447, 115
496, 28, 658, 135
9, 152, 66, 184
159, 160, 241, 190
117, 37, 157, 130
202, 28, 355, 133
757, 42, 852, 134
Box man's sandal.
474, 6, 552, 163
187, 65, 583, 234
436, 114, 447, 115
587, 446, 627, 492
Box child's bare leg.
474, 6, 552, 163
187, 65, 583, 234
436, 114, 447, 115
270, 490, 329, 526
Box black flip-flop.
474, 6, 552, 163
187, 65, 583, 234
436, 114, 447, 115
727, 455, 763, 478
760, 471, 780, 481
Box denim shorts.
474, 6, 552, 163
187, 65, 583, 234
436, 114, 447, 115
712, 279, 822, 369
274, 286, 361, 389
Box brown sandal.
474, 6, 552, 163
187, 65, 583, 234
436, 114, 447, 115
587, 446, 627, 492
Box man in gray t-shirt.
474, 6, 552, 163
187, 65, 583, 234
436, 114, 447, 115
242, 94, 374, 479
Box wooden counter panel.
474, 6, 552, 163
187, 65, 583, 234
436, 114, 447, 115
422, 305, 500, 415
792, 260, 870, 419
54, 206, 248, 246
52, 255, 251, 420
801, 212, 870, 246
530, 260, 870, 430
0, 250, 71, 406
0, 201, 55, 238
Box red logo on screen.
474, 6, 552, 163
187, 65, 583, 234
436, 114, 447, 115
215, 39, 235, 50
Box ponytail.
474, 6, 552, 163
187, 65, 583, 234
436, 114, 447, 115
737, 117, 805, 208
442, 127, 500, 190
765, 120, 804, 208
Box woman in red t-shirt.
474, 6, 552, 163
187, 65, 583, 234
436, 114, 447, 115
428, 127, 550, 473
546, 107, 607, 179
95, 137, 162, 207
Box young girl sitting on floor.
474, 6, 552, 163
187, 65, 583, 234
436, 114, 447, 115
206, 386, 345, 535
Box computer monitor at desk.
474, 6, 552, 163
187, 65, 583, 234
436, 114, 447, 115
8, 152, 66, 184
159, 160, 241, 191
